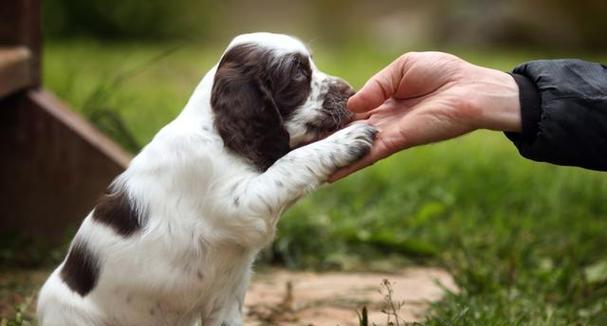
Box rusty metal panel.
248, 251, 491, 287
0, 90, 131, 243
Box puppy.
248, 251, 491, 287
37, 32, 376, 326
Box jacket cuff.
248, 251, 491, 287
505, 73, 542, 143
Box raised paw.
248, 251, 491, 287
328, 123, 377, 167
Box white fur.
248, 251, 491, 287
37, 33, 375, 326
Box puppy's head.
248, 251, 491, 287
211, 32, 354, 171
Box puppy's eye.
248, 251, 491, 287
293, 64, 309, 82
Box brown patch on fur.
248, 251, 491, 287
93, 190, 142, 237
211, 43, 312, 171
60, 240, 100, 296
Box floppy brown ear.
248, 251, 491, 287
211, 44, 290, 171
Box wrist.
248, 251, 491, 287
469, 67, 522, 133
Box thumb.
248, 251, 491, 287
347, 60, 403, 113
347, 80, 388, 113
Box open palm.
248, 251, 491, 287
331, 52, 520, 181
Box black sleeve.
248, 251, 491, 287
505, 59, 607, 171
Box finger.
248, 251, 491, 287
347, 79, 391, 113
352, 111, 372, 121
347, 58, 406, 113
351, 100, 401, 121
350, 99, 403, 123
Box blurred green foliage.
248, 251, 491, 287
43, 0, 218, 40
42, 0, 607, 50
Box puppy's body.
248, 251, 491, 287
37, 33, 376, 326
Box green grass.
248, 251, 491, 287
41, 39, 607, 325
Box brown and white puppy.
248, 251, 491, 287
37, 32, 376, 326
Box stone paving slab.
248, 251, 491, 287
245, 268, 457, 325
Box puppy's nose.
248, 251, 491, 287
321, 78, 355, 128
332, 79, 355, 99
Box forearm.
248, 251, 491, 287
241, 123, 376, 213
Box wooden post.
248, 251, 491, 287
0, 0, 131, 243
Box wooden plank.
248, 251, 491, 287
0, 90, 132, 244
28, 90, 132, 168
0, 0, 41, 87
0, 46, 33, 98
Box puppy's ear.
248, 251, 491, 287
211, 44, 290, 171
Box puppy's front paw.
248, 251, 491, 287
329, 123, 377, 167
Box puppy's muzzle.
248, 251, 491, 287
313, 79, 355, 132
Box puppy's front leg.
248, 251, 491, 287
245, 123, 377, 215
220, 123, 375, 247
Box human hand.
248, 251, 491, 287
330, 52, 522, 181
